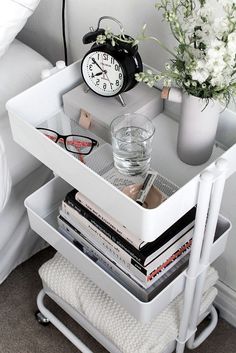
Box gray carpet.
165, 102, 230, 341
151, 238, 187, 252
0, 247, 236, 353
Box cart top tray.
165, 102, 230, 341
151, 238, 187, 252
6, 60, 236, 241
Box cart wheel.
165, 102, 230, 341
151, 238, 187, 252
35, 310, 50, 326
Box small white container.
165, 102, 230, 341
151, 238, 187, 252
24, 176, 231, 323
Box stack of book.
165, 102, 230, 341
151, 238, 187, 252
57, 187, 196, 301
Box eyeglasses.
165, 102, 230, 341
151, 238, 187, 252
37, 128, 98, 155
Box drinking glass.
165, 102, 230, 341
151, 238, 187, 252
110, 113, 155, 176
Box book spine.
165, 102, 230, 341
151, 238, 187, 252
143, 228, 193, 273
148, 239, 192, 281
75, 191, 145, 250
143, 221, 194, 266
58, 215, 149, 286
64, 198, 146, 264
62, 200, 193, 273
58, 218, 149, 289
61, 203, 147, 281
58, 215, 189, 291
60, 203, 192, 284
146, 245, 191, 283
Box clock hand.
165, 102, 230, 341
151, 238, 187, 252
91, 71, 104, 78
92, 58, 106, 73
100, 55, 111, 83
99, 54, 113, 88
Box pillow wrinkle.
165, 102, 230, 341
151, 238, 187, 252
11, 0, 40, 12
0, 0, 40, 58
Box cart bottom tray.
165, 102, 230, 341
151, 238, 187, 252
25, 176, 231, 323
38, 253, 218, 353
40, 286, 176, 353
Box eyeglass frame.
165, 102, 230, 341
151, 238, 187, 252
37, 128, 99, 155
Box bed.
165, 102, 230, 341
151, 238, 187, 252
0, 38, 52, 283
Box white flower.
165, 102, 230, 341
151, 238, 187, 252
211, 58, 227, 74
227, 32, 236, 52
191, 70, 209, 84
210, 75, 225, 87
207, 39, 226, 56
191, 61, 210, 84
219, 0, 236, 7
213, 17, 229, 37
163, 78, 172, 87
199, 4, 214, 20
134, 0, 236, 102
147, 80, 155, 87
96, 35, 106, 44
165, 63, 171, 71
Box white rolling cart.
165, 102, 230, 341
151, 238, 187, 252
6, 60, 236, 353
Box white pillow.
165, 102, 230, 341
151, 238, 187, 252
0, 137, 11, 212
0, 0, 40, 58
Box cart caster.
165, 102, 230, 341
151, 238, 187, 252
35, 310, 50, 326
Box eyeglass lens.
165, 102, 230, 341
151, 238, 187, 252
39, 129, 94, 155
41, 130, 59, 142
65, 135, 93, 154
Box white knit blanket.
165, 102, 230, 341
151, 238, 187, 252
39, 253, 218, 353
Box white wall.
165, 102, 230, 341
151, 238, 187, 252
18, 0, 63, 63
19, 0, 176, 70
20, 0, 236, 301
68, 0, 176, 69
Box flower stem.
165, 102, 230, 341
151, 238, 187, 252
147, 35, 178, 58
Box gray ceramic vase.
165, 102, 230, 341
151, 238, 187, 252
177, 94, 220, 165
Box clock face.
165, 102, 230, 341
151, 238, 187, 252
82, 51, 125, 97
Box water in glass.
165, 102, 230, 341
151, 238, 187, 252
112, 125, 153, 175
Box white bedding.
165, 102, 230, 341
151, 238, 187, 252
0, 39, 52, 186
39, 252, 219, 353
0, 0, 40, 58
0, 39, 52, 283
0, 137, 11, 212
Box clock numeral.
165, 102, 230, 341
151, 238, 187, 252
103, 83, 107, 90
97, 53, 100, 60
89, 64, 93, 71
103, 53, 108, 61
115, 64, 120, 71
110, 83, 114, 89
111, 57, 115, 64
119, 73, 122, 80
96, 79, 100, 86
116, 80, 120, 86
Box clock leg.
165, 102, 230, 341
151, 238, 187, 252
117, 94, 126, 107
83, 84, 90, 94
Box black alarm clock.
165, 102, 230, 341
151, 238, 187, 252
81, 16, 143, 99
